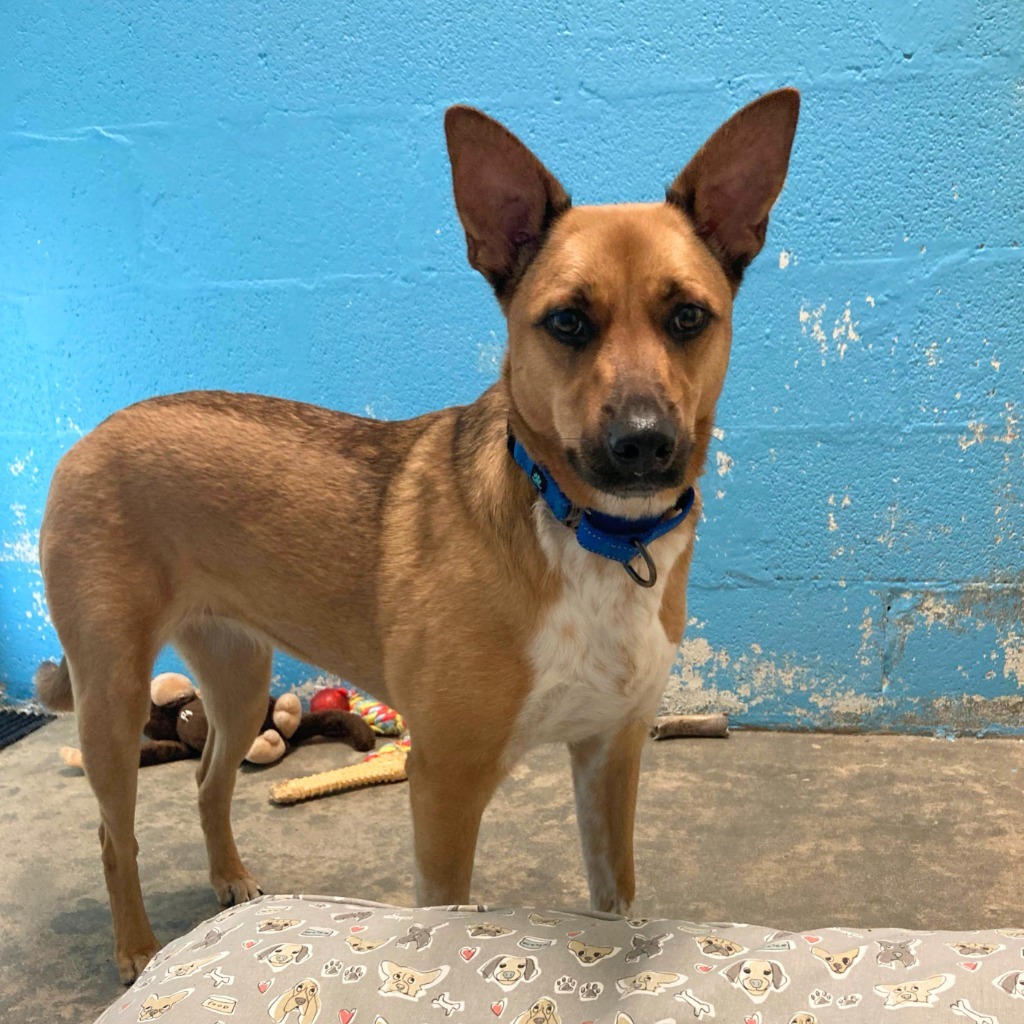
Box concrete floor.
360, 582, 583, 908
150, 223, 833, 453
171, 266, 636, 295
2, 716, 1023, 1023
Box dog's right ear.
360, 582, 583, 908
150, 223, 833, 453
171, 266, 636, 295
444, 106, 571, 299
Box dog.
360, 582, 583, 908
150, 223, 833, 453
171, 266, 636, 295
377, 960, 448, 1000
874, 973, 954, 1007
268, 978, 322, 1024
136, 989, 193, 1020
512, 997, 562, 1024
567, 938, 619, 965
255, 942, 312, 970
479, 954, 540, 990
810, 945, 863, 975
696, 934, 746, 958
35, 89, 799, 983
624, 931, 671, 962
995, 970, 1024, 998
614, 969, 684, 996
722, 958, 790, 1002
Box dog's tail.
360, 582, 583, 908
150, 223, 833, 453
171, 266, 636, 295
35, 657, 74, 712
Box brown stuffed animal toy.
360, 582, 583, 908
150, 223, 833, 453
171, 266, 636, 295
60, 672, 376, 769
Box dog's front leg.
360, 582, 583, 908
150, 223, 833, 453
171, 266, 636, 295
407, 739, 507, 906
569, 719, 648, 914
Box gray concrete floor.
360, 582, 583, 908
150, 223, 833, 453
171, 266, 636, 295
2, 716, 1023, 1023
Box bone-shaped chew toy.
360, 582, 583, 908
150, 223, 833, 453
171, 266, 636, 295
270, 739, 410, 805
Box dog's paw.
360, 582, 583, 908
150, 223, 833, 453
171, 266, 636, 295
810, 988, 833, 1007
837, 993, 862, 1008
555, 976, 577, 993
579, 981, 603, 1000
321, 959, 344, 978
211, 869, 262, 907
115, 938, 160, 986
343, 965, 366, 983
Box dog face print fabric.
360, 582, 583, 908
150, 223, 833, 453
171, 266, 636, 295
96, 895, 1024, 1023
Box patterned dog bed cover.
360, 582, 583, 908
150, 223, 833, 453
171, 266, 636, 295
100, 893, 1024, 1023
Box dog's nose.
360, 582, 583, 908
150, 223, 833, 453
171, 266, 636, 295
605, 416, 677, 475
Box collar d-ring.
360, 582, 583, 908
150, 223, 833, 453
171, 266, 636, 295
623, 539, 657, 588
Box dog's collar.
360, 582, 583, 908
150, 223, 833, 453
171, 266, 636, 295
507, 432, 695, 588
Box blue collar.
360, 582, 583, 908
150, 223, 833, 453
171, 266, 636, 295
507, 433, 695, 588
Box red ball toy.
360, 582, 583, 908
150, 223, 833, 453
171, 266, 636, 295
309, 687, 351, 714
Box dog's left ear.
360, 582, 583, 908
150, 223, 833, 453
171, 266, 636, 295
668, 88, 799, 282
445, 106, 571, 298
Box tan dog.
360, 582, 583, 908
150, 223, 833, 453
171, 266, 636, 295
377, 960, 449, 1000
136, 989, 193, 1021
512, 997, 562, 1024
268, 978, 322, 1024
810, 944, 863, 975
35, 90, 799, 983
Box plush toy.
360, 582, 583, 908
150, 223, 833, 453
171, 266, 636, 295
59, 672, 376, 769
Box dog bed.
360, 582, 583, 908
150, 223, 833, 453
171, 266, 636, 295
97, 893, 1024, 1023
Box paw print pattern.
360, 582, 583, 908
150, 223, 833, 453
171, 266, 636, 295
555, 976, 577, 993
836, 993, 862, 1008
810, 989, 833, 1007
321, 960, 343, 978
579, 981, 603, 1000
342, 965, 366, 983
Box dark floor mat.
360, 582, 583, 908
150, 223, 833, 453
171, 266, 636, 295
0, 708, 55, 751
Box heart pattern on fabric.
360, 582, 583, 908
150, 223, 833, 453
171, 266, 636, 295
257, 979, 272, 994
490, 998, 506, 1016
460, 946, 479, 962
960, 961, 980, 972
695, 963, 714, 973
339, 1010, 355, 1024
350, 925, 367, 933
243, 940, 257, 949
803, 935, 821, 944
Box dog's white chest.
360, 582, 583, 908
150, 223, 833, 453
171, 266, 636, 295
518, 507, 688, 749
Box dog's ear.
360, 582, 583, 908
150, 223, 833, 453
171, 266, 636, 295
723, 960, 744, 983
667, 88, 799, 283
445, 106, 571, 298
478, 955, 502, 979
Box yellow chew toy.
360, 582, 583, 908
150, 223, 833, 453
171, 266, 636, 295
270, 739, 410, 805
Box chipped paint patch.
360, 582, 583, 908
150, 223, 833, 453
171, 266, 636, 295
477, 331, 503, 378
9, 451, 34, 476
715, 451, 733, 477
831, 302, 860, 360
799, 300, 864, 363
958, 404, 1020, 450
2, 505, 41, 565
1003, 633, 1024, 686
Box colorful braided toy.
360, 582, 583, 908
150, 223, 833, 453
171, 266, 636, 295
270, 738, 410, 805
346, 690, 405, 736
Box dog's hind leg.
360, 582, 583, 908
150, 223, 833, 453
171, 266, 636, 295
174, 620, 272, 907
69, 641, 161, 983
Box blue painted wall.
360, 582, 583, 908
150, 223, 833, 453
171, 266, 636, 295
3, 1, 1022, 732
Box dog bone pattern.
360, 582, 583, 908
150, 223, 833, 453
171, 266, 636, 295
98, 894, 1023, 1023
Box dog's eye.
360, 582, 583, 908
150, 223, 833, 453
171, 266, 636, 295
542, 307, 592, 348
667, 303, 709, 341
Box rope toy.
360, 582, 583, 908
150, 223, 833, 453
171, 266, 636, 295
270, 738, 410, 805
346, 690, 405, 736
